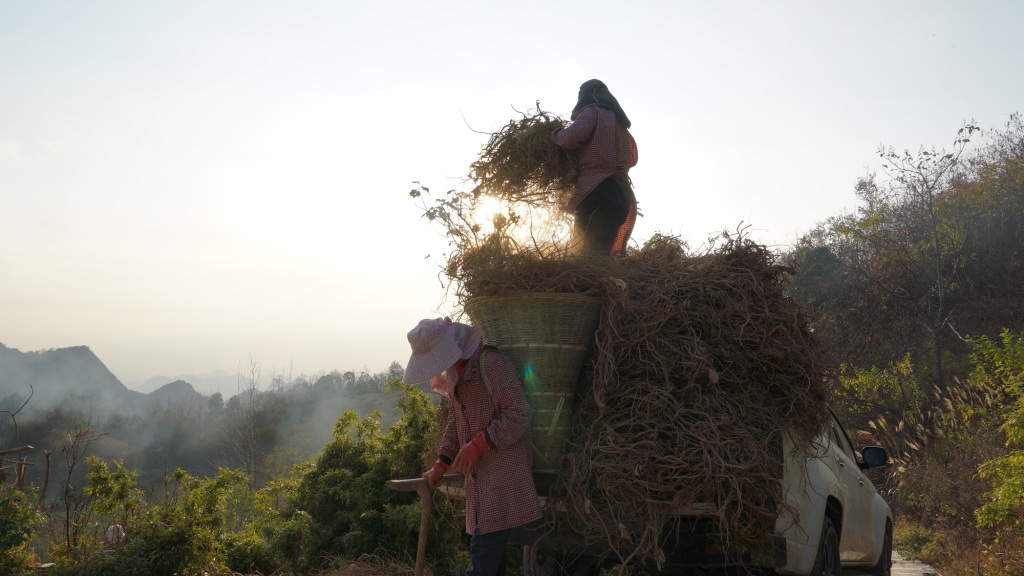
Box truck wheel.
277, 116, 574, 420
811, 516, 840, 576
522, 545, 599, 576
868, 523, 892, 576
523, 544, 557, 576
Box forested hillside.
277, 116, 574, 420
0, 344, 147, 417
0, 352, 413, 489
783, 114, 1024, 574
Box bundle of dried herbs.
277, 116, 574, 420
468, 108, 577, 209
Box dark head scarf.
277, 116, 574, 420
570, 79, 631, 129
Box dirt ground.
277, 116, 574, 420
841, 550, 940, 576
889, 551, 941, 576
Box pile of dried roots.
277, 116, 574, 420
446, 234, 597, 302
468, 109, 577, 209
453, 233, 833, 569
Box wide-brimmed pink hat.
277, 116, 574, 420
403, 318, 464, 384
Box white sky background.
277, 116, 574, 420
2, 1, 1022, 386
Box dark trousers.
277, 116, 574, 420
466, 528, 511, 576
573, 176, 630, 256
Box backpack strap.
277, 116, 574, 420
477, 346, 543, 458
478, 346, 496, 397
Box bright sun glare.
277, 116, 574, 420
470, 194, 573, 249
472, 195, 506, 235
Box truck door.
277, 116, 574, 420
829, 414, 875, 562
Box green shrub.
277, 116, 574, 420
972, 331, 1024, 534
834, 354, 928, 432
33, 382, 465, 575
72, 467, 246, 576
893, 521, 933, 558
0, 483, 42, 574
223, 530, 278, 575
283, 381, 465, 575
878, 331, 1024, 576
84, 456, 143, 532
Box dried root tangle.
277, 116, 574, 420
455, 234, 833, 569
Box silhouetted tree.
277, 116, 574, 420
224, 357, 263, 481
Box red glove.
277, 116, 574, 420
423, 459, 449, 490
451, 432, 492, 474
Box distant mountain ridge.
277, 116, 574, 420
0, 343, 409, 423
131, 370, 237, 395
0, 342, 175, 417
148, 379, 201, 401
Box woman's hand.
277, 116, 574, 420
450, 432, 491, 474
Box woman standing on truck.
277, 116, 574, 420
552, 79, 639, 257
404, 317, 542, 576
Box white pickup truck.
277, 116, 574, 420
515, 410, 894, 576
770, 410, 893, 576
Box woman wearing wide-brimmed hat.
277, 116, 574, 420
404, 317, 541, 576
552, 79, 639, 257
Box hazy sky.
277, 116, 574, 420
2, 1, 1022, 386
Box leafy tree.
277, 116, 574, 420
957, 114, 1024, 333
84, 457, 143, 537
207, 392, 224, 415
876, 124, 980, 388
313, 371, 345, 398
786, 119, 1024, 392
785, 229, 889, 367
387, 361, 405, 381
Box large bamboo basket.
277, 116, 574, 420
464, 293, 602, 473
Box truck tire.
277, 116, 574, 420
868, 523, 893, 576
523, 544, 557, 576
522, 545, 599, 576
811, 516, 840, 576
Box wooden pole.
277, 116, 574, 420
0, 445, 33, 457
386, 474, 462, 576
39, 450, 52, 505
15, 456, 27, 492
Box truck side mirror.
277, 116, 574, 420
860, 446, 889, 469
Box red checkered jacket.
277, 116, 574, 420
438, 348, 542, 535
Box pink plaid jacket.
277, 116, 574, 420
439, 348, 542, 535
